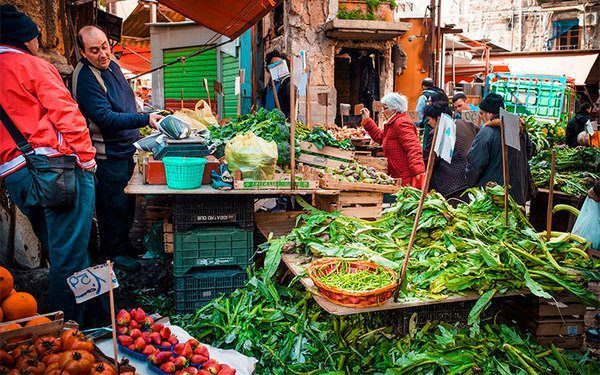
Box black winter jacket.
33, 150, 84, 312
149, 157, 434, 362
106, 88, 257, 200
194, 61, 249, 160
566, 112, 591, 147
465, 119, 533, 206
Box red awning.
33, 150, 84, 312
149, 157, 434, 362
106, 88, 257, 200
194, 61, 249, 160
112, 44, 151, 74
157, 0, 281, 39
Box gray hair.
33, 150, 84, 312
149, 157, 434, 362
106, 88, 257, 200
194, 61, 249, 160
381, 92, 408, 113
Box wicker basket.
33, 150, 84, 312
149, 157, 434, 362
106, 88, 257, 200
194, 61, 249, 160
307, 258, 398, 308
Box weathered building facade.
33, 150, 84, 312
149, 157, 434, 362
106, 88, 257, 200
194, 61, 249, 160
444, 0, 600, 52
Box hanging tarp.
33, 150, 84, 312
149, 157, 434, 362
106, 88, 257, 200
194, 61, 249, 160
546, 19, 579, 49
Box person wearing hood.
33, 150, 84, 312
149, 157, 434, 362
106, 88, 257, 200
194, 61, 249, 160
566, 102, 593, 147
0, 5, 97, 323
465, 93, 533, 206
360, 93, 425, 188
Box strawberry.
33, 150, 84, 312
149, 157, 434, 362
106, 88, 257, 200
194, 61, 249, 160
190, 355, 207, 366
160, 362, 176, 374
142, 345, 157, 356
161, 341, 172, 348
117, 309, 131, 325
186, 339, 199, 350
186, 367, 199, 375
194, 345, 209, 358
202, 359, 220, 375
142, 332, 152, 344
160, 327, 172, 340
148, 353, 158, 365
134, 337, 146, 352
118, 335, 133, 347
217, 364, 236, 375
155, 351, 173, 365
129, 320, 140, 330
173, 344, 185, 356
128, 344, 135, 350
143, 316, 155, 328
179, 344, 193, 359
151, 324, 164, 332
197, 371, 212, 375
116, 326, 130, 335
168, 335, 180, 346
135, 308, 147, 322
172, 356, 188, 370
130, 329, 142, 339
149, 332, 162, 345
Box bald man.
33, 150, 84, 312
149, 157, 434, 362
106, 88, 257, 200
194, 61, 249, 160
72, 26, 161, 271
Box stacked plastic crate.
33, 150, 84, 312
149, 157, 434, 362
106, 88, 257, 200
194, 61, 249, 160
171, 195, 254, 313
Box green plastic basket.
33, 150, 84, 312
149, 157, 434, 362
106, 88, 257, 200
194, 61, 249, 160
162, 157, 207, 189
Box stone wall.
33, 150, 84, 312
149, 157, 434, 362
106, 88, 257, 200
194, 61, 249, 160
444, 0, 600, 52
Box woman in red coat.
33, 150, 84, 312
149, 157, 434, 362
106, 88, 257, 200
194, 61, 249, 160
360, 93, 425, 188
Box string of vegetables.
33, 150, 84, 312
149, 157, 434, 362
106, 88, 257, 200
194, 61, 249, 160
314, 260, 395, 292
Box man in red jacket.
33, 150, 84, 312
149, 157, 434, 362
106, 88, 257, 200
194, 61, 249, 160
0, 5, 97, 323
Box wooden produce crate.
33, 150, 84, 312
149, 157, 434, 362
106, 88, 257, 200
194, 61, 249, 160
145, 205, 172, 231
297, 141, 355, 169
164, 220, 174, 254
315, 191, 383, 219
503, 294, 585, 349
529, 188, 584, 233
233, 170, 318, 190
0, 311, 69, 349
354, 152, 387, 172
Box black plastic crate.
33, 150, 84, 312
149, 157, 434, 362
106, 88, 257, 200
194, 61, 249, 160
174, 267, 247, 314
173, 195, 254, 231
173, 226, 253, 276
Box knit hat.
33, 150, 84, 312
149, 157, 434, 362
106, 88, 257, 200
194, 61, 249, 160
479, 93, 505, 115
0, 5, 39, 44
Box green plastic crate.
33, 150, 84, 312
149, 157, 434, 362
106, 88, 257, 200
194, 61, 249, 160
173, 226, 253, 276
174, 267, 247, 313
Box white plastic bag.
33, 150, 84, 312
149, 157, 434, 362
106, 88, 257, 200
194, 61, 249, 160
572, 197, 600, 250
225, 132, 278, 179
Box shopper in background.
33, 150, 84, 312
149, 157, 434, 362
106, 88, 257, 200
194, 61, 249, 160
72, 25, 162, 271
589, 180, 600, 202
452, 92, 479, 119
0, 5, 96, 323
261, 50, 291, 118
416, 78, 448, 149
465, 93, 533, 206
361, 93, 425, 188
566, 102, 593, 147
423, 101, 479, 202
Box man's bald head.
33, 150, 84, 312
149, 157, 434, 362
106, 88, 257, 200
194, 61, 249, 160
77, 25, 111, 69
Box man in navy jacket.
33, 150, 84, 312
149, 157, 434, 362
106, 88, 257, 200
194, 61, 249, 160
73, 26, 162, 271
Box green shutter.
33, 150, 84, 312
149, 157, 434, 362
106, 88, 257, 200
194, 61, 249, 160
221, 51, 239, 118
163, 46, 217, 101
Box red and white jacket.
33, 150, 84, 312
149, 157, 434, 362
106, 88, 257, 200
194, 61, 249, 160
0, 45, 96, 177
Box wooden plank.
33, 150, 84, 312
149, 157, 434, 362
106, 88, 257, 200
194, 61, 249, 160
320, 178, 400, 193
297, 153, 348, 169
125, 171, 339, 196
341, 205, 382, 219
537, 335, 583, 349
255, 211, 304, 239
538, 303, 586, 317
530, 319, 584, 336
338, 191, 382, 206
0, 311, 64, 349
299, 141, 355, 160
314, 194, 339, 213
234, 179, 318, 190
354, 155, 387, 172
281, 253, 529, 316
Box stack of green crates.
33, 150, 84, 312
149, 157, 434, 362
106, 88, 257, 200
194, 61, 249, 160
173, 226, 252, 313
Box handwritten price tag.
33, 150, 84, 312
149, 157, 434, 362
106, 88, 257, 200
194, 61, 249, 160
67, 263, 119, 304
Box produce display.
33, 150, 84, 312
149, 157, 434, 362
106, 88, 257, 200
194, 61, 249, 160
323, 162, 396, 185
524, 116, 566, 152
321, 123, 367, 141
0, 329, 122, 375
174, 277, 600, 374
0, 266, 39, 323
530, 146, 600, 196
311, 259, 395, 293
264, 184, 600, 306
114, 308, 235, 375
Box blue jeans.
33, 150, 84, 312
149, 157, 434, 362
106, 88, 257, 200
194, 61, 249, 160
5, 167, 95, 322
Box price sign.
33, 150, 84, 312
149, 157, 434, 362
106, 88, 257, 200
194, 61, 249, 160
67, 263, 119, 304
354, 104, 364, 116
339, 103, 351, 116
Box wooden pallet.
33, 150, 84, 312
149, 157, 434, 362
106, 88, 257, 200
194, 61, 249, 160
298, 141, 355, 169
315, 191, 383, 219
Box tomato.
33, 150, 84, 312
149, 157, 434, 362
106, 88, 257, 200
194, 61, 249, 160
15, 357, 45, 374
58, 351, 95, 375
61, 330, 94, 353
0, 350, 13, 366
41, 354, 60, 366
12, 345, 37, 361
43, 362, 65, 375
91, 362, 116, 375
34, 337, 61, 357
0, 366, 11, 375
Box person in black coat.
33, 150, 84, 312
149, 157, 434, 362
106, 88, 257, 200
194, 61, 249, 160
260, 50, 291, 118
566, 102, 593, 147
423, 101, 479, 203
465, 93, 534, 206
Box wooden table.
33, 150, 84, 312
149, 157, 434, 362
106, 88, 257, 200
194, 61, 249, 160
282, 253, 529, 316
125, 171, 339, 196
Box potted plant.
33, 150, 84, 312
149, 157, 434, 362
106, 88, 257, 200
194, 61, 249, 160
338, 0, 396, 21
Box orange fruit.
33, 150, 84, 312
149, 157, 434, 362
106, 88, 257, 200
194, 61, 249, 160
24, 316, 51, 326
0, 307, 3, 322
1, 292, 37, 321
0, 323, 21, 333
0, 267, 13, 301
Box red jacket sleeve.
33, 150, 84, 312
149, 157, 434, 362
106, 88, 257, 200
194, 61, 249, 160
362, 118, 383, 144
394, 119, 425, 175
32, 60, 96, 168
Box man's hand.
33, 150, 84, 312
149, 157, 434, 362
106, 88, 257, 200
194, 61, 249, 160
588, 187, 600, 202
360, 108, 370, 121
149, 113, 164, 129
